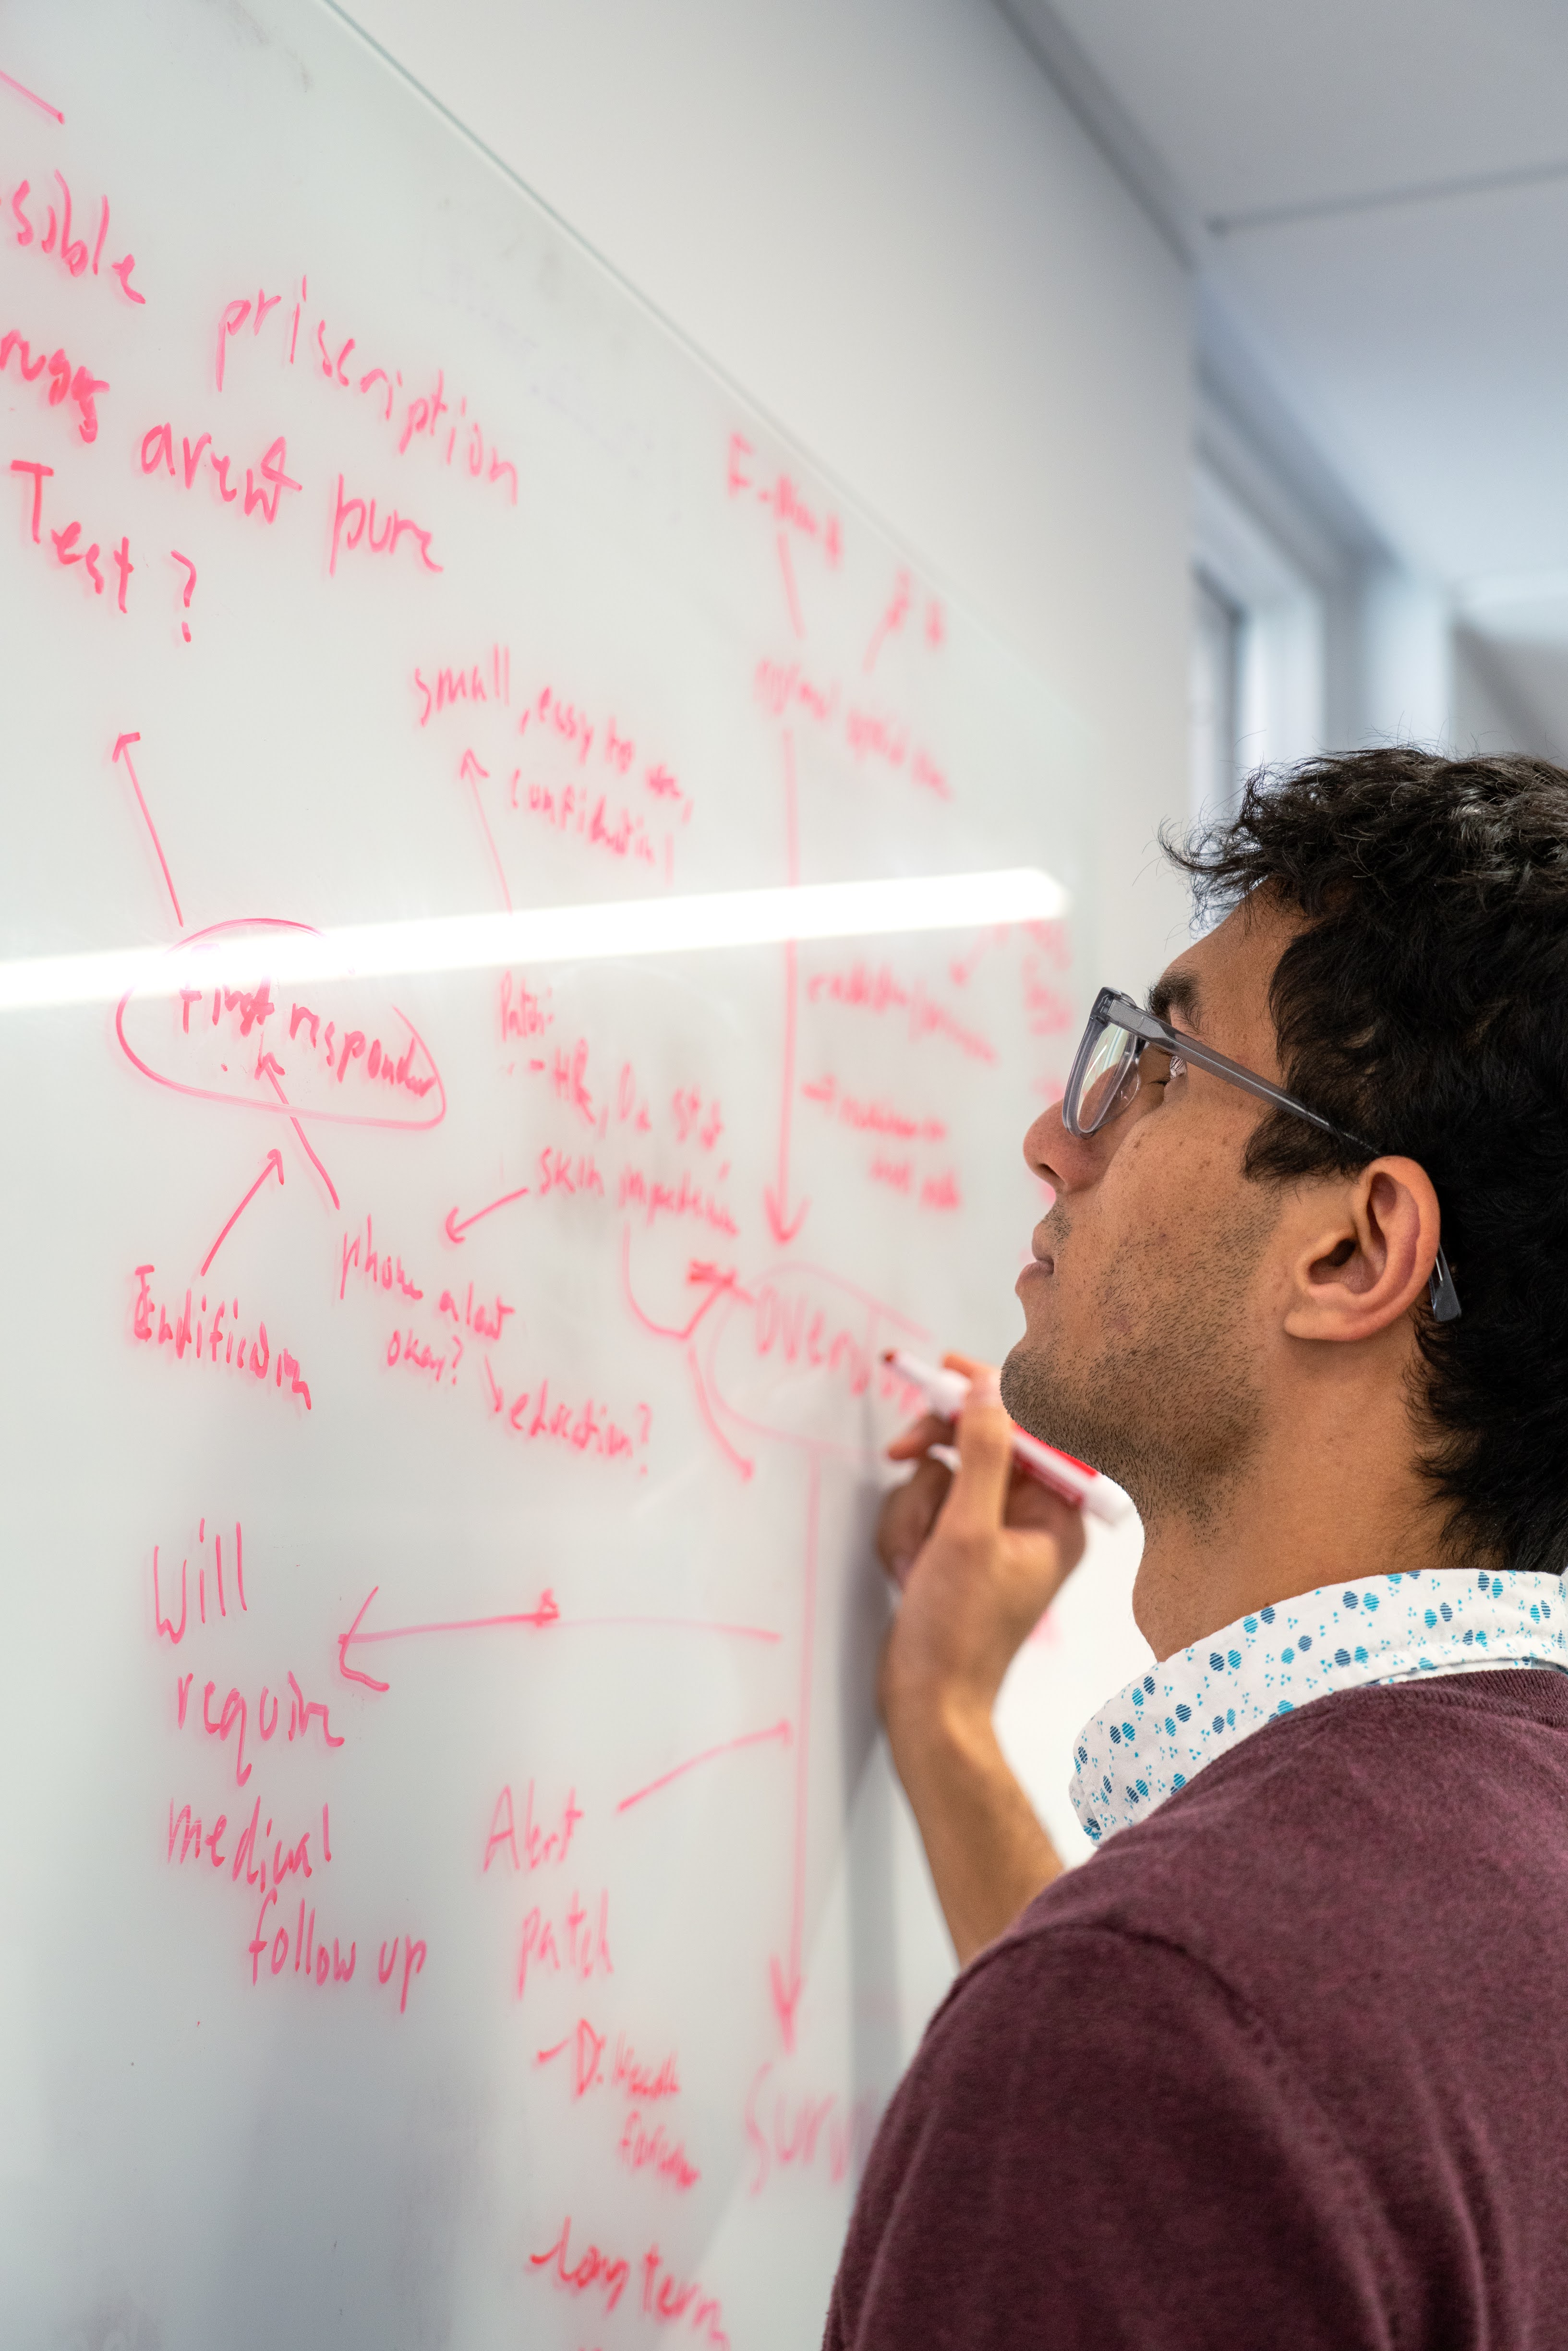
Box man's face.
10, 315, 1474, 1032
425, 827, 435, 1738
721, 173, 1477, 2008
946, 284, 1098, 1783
1001, 896, 1294, 1531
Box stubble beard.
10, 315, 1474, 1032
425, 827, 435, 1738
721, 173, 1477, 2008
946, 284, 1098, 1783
1000, 1195, 1278, 1538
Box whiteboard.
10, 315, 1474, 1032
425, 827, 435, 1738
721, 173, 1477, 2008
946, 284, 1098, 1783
0, 2, 1108, 2342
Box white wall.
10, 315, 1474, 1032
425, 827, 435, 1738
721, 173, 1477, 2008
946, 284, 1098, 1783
1452, 628, 1556, 759
340, 0, 1195, 991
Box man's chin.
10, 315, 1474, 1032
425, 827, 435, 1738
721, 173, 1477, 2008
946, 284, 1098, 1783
1000, 1338, 1119, 1480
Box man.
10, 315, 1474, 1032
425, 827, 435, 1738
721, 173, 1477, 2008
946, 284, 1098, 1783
827, 748, 1568, 2349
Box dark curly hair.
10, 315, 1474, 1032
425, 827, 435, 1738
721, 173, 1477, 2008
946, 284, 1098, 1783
1167, 745, 1568, 1575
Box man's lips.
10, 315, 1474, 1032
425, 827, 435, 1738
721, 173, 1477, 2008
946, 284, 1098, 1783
1026, 1207, 1066, 1282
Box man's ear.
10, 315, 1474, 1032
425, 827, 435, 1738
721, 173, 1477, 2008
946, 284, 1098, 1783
1281, 1157, 1443, 1344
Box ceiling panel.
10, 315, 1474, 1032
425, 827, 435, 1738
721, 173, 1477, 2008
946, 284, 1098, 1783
1212, 179, 1568, 582
1049, 0, 1568, 220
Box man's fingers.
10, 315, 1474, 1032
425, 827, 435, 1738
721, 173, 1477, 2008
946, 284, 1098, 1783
887, 1409, 954, 1463
1006, 1466, 1090, 1576
940, 1362, 1015, 1531
878, 1456, 952, 1587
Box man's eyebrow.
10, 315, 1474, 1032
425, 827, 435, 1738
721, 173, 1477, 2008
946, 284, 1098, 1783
1147, 970, 1202, 1030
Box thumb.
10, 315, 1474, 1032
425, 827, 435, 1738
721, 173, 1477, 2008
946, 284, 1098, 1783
944, 1362, 1013, 1531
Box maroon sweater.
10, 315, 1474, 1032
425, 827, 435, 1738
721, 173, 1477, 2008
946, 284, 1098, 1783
826, 1670, 1568, 2350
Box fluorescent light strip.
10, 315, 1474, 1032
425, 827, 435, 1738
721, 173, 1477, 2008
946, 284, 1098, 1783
0, 867, 1069, 1013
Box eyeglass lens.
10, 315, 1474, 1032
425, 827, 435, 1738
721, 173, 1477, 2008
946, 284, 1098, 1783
1073, 1017, 1140, 1133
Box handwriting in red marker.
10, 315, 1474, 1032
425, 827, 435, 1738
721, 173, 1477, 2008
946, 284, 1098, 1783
249, 1895, 356, 1992
169, 1793, 325, 1898
116, 924, 446, 1150
7, 170, 144, 298
727, 429, 841, 644
618, 1164, 736, 1237
529, 2217, 627, 2314
175, 1659, 344, 1788
141, 420, 300, 524
806, 955, 998, 1062
536, 1145, 603, 1198
218, 288, 518, 500
755, 654, 838, 727
169, 548, 196, 641
802, 1072, 947, 1143
374, 1933, 428, 2014
483, 1782, 582, 1874
133, 1266, 312, 1410
200, 1149, 284, 1277
844, 704, 950, 799
340, 1214, 423, 1303
1, 323, 107, 440
507, 766, 668, 877
411, 645, 510, 725
153, 1519, 246, 1642
386, 1325, 464, 1385
745, 2063, 880, 2198
862, 567, 911, 674
530, 2218, 729, 2342
110, 732, 182, 926
517, 1890, 613, 2001
7, 168, 142, 301
620, 2109, 700, 2192
11, 461, 131, 612
329, 473, 440, 578
480, 1359, 647, 1464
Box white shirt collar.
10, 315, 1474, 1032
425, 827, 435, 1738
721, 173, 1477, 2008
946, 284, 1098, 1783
1070, 1566, 1568, 1848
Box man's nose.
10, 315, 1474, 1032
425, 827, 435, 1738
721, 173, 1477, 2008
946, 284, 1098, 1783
1023, 1097, 1102, 1194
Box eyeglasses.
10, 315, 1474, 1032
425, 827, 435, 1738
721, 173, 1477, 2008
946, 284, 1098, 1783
1062, 986, 1461, 1323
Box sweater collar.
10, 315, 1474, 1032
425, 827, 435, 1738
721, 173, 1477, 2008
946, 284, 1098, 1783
1069, 1566, 1568, 1849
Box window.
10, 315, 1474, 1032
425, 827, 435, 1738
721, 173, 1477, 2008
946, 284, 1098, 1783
1190, 450, 1328, 817
1190, 569, 1242, 820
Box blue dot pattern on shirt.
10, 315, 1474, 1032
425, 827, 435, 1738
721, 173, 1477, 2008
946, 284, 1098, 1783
1068, 1569, 1566, 1847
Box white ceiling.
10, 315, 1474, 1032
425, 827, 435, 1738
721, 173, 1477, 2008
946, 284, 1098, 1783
1050, 0, 1568, 225
1013, 0, 1568, 730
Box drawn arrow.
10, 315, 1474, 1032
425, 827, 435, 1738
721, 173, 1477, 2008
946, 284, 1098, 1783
763, 731, 809, 1245
111, 732, 183, 926
0, 67, 64, 122
768, 1452, 820, 2052
200, 1148, 284, 1276
255, 1049, 340, 1209
445, 1183, 531, 1244
616, 1720, 792, 1815
338, 1583, 781, 1692
763, 934, 809, 1245
460, 747, 512, 912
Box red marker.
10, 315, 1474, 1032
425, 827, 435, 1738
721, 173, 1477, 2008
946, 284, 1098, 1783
883, 1350, 1134, 1525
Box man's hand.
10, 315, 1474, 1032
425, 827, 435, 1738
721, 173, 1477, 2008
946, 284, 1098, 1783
877, 1353, 1088, 1964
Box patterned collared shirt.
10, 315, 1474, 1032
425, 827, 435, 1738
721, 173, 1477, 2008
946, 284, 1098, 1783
1070, 1565, 1568, 1847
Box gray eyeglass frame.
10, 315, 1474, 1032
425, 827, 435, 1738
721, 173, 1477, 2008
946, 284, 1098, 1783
1064, 986, 1462, 1324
